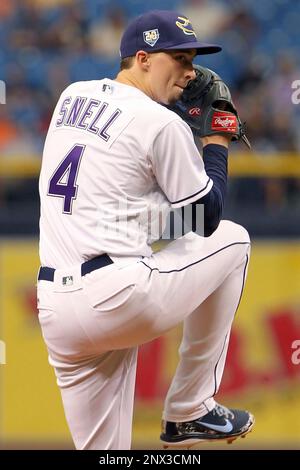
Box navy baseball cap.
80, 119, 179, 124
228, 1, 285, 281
120, 10, 222, 59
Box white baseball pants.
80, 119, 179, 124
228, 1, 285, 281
37, 220, 250, 449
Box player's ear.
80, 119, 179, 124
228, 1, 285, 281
135, 51, 151, 70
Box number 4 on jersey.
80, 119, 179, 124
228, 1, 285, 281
48, 144, 85, 214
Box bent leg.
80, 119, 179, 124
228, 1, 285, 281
139, 220, 251, 421
162, 247, 250, 422
143, 220, 250, 334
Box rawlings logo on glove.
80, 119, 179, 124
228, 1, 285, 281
168, 65, 251, 148
189, 107, 201, 116
212, 113, 237, 131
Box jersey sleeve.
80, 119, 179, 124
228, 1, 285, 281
149, 119, 213, 208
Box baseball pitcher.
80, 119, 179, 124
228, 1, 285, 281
37, 10, 254, 450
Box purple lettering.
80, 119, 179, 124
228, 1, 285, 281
99, 109, 122, 141
77, 99, 100, 130
65, 96, 87, 126
56, 96, 71, 126
87, 102, 108, 134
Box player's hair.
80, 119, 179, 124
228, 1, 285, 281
120, 56, 134, 70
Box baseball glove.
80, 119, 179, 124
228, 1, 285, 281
169, 65, 251, 148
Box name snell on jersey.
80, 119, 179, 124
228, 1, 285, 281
56, 94, 122, 142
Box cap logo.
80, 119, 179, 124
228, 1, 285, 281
176, 16, 197, 37
143, 29, 160, 47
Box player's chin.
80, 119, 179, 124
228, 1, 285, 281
167, 90, 183, 105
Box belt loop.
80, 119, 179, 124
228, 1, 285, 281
81, 254, 113, 276
38, 266, 55, 282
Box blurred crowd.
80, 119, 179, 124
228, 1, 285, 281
1, 0, 300, 156
0, 0, 299, 235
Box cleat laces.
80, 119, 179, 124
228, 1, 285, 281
213, 404, 235, 420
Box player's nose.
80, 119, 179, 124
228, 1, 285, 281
185, 67, 196, 82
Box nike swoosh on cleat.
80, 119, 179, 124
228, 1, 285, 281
199, 419, 234, 433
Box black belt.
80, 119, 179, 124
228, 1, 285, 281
38, 254, 113, 282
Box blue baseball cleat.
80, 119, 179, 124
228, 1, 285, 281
160, 403, 254, 449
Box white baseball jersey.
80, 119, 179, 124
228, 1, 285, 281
38, 80, 252, 451
39, 79, 212, 268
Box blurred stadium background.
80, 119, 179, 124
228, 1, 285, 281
0, 0, 300, 450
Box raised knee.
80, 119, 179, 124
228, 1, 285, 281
219, 220, 251, 244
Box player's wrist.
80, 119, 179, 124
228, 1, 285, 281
201, 135, 231, 148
